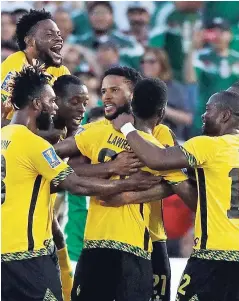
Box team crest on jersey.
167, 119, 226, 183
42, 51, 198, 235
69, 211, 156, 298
42, 147, 61, 168
1, 72, 15, 93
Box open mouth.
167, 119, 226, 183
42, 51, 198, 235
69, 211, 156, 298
104, 103, 116, 115
72, 116, 83, 125
50, 44, 62, 60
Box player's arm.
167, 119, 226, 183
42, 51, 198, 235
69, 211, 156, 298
68, 151, 143, 179
112, 115, 191, 170
54, 136, 79, 159
57, 171, 160, 197
101, 179, 197, 212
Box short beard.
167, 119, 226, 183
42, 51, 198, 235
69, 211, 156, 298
36, 110, 53, 130
104, 103, 132, 121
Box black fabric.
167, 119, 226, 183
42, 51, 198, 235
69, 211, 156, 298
71, 248, 153, 301
151, 241, 171, 301
176, 257, 239, 301
1, 254, 63, 301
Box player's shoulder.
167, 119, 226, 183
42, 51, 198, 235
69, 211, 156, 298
153, 124, 178, 146
1, 51, 26, 68
82, 118, 110, 130
47, 65, 70, 77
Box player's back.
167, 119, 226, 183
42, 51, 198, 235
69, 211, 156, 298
75, 123, 186, 259
183, 134, 239, 255
1, 125, 53, 258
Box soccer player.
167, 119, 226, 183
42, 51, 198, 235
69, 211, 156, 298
53, 67, 173, 301
112, 88, 239, 300
55, 74, 196, 301
1, 8, 70, 125
1, 64, 159, 301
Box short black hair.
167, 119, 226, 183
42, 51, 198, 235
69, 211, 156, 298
88, 1, 113, 14
16, 9, 52, 50
9, 62, 52, 110
132, 78, 167, 120
87, 106, 105, 123
214, 91, 239, 118
104, 66, 143, 90
53, 75, 84, 99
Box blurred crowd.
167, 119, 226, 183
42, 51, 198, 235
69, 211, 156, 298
1, 0, 239, 257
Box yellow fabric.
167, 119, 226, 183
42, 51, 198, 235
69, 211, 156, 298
1, 51, 70, 120
182, 134, 239, 252
57, 247, 73, 301
74, 122, 187, 254
82, 119, 179, 241
1, 125, 69, 255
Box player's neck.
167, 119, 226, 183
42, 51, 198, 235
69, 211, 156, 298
134, 118, 155, 134
24, 50, 45, 67
10, 110, 38, 134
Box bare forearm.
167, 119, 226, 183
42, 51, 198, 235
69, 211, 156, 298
126, 131, 189, 170
122, 182, 172, 204
172, 180, 198, 212
60, 174, 133, 197
184, 50, 197, 83
68, 159, 114, 179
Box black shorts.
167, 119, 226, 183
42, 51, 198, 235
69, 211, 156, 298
71, 248, 153, 301
151, 241, 171, 301
176, 257, 239, 301
1, 254, 63, 301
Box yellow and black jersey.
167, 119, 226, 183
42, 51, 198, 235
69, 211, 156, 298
1, 51, 70, 120
83, 119, 179, 242
181, 134, 239, 261
74, 122, 187, 259
1, 125, 73, 261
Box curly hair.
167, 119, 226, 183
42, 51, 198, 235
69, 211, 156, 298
16, 9, 52, 50
132, 78, 167, 120
104, 66, 143, 90
9, 61, 52, 110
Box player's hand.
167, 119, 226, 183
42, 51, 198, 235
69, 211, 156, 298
112, 113, 134, 131
111, 151, 143, 176
125, 171, 162, 191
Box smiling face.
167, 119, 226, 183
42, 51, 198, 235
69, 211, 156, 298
32, 19, 63, 67
101, 75, 132, 120
201, 93, 225, 136
56, 84, 89, 132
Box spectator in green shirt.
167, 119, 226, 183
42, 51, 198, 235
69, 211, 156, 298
185, 18, 239, 135
149, 1, 202, 82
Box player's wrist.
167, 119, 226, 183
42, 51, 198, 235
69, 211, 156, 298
120, 123, 136, 137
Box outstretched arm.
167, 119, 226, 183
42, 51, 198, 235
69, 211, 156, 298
101, 180, 197, 212
54, 137, 80, 159
68, 151, 143, 179
57, 171, 161, 197
112, 114, 190, 171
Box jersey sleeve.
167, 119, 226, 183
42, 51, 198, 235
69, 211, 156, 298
1, 59, 15, 100
162, 169, 188, 184
180, 136, 218, 167
60, 65, 70, 75
28, 136, 73, 186
74, 126, 97, 158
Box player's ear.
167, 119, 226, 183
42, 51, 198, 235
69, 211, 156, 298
221, 109, 231, 123
24, 35, 35, 48
32, 98, 42, 111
